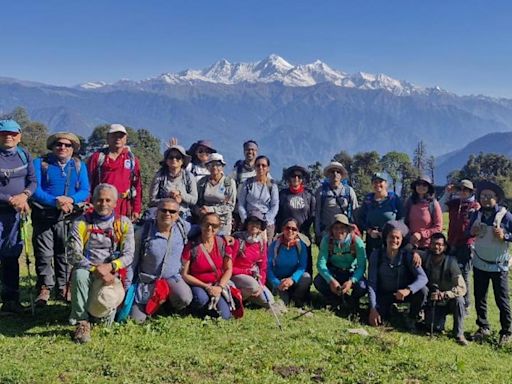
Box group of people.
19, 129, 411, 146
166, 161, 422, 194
1, 120, 511, 347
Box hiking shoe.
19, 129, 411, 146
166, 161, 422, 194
498, 334, 512, 347
404, 317, 417, 332
0, 301, 28, 314
73, 321, 91, 344
472, 327, 491, 342
456, 336, 469, 346
35, 285, 51, 307
58, 287, 72, 303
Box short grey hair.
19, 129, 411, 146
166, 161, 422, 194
157, 198, 179, 209
92, 183, 118, 202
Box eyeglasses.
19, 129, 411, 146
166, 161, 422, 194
197, 148, 211, 154
167, 155, 183, 161
158, 208, 178, 214
290, 174, 303, 179
255, 163, 268, 168
284, 226, 298, 232
55, 142, 73, 148
330, 170, 342, 175
480, 193, 496, 200
203, 222, 220, 229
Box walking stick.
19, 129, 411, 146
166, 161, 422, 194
20, 213, 35, 315
430, 284, 440, 338
257, 275, 283, 331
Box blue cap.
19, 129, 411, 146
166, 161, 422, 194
0, 120, 21, 133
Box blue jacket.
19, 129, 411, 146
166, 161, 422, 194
267, 238, 308, 287
33, 154, 89, 207
0, 147, 36, 203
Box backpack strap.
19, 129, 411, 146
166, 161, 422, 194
494, 207, 508, 228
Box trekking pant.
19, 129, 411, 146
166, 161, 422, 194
270, 272, 311, 306
474, 267, 512, 336
190, 286, 232, 320
313, 271, 367, 309
424, 296, 466, 338
376, 286, 428, 320
70, 268, 94, 323
231, 274, 274, 307
452, 245, 472, 308
33, 218, 70, 292
0, 210, 23, 302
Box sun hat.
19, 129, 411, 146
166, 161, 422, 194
476, 180, 505, 203
411, 174, 434, 194
162, 144, 191, 168
206, 153, 226, 166
46, 132, 81, 151
458, 179, 474, 191
330, 214, 355, 229
0, 119, 21, 133
187, 140, 217, 156
244, 210, 267, 230
108, 124, 127, 135
285, 165, 310, 181
87, 278, 125, 318
323, 162, 348, 178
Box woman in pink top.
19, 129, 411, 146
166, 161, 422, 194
231, 212, 274, 308
405, 175, 443, 249
182, 213, 233, 319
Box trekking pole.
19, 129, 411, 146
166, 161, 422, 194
430, 284, 439, 338
258, 276, 282, 331
20, 213, 35, 315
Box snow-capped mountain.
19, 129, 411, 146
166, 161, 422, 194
78, 54, 435, 96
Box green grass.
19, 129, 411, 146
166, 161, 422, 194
2, 215, 512, 383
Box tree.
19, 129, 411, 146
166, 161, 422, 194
307, 161, 323, 191
351, 151, 380, 200
413, 140, 427, 173
1, 106, 48, 157
426, 155, 435, 184
380, 151, 412, 193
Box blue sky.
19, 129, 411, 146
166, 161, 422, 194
1, 0, 511, 97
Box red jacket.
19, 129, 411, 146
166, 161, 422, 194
231, 238, 268, 285
446, 197, 479, 247
87, 147, 142, 216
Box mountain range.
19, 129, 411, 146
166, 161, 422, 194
1, 54, 511, 180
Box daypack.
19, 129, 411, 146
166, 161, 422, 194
190, 235, 228, 265
244, 176, 276, 200
40, 154, 82, 193
0, 146, 29, 185
156, 168, 193, 199
320, 179, 353, 220
272, 237, 303, 267
96, 147, 137, 199
77, 213, 130, 256
197, 174, 233, 206
404, 197, 438, 227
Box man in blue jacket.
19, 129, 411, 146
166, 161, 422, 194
0, 120, 37, 313
32, 132, 89, 306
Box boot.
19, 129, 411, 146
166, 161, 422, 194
73, 320, 91, 344
35, 285, 51, 307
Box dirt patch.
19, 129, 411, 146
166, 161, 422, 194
273, 365, 304, 378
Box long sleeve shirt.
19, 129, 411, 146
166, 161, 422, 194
148, 169, 198, 215
33, 154, 90, 207
405, 198, 443, 248
195, 175, 236, 232
231, 237, 268, 285
0, 147, 36, 203
87, 147, 142, 215
67, 213, 135, 271
317, 234, 366, 284
439, 193, 479, 247
367, 248, 428, 309
276, 188, 316, 235
359, 192, 404, 231
238, 179, 279, 225
421, 252, 466, 299
267, 239, 308, 287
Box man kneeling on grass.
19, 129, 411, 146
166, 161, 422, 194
420, 233, 468, 346
67, 183, 134, 343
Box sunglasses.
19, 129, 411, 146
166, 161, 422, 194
197, 148, 211, 154
55, 142, 73, 148
480, 193, 496, 200
416, 182, 429, 187
202, 222, 220, 229
167, 155, 183, 161
255, 163, 268, 168
284, 226, 298, 232
290, 174, 303, 179
159, 208, 178, 214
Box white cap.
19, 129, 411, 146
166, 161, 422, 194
108, 124, 127, 135
206, 153, 226, 166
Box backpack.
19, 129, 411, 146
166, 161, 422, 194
96, 147, 137, 199
190, 235, 228, 268
272, 237, 303, 267
245, 176, 276, 199
327, 233, 358, 261
320, 179, 353, 220
0, 146, 29, 184
157, 168, 193, 199
197, 175, 233, 206
40, 154, 82, 193
77, 213, 129, 255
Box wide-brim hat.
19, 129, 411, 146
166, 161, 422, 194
476, 181, 505, 203
285, 165, 310, 182
46, 132, 81, 151
187, 140, 217, 156
330, 214, 355, 229
323, 162, 348, 178
162, 144, 191, 168
206, 153, 226, 166
411, 175, 434, 194
87, 278, 125, 319
243, 211, 267, 230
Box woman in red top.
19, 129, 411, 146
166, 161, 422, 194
182, 213, 233, 319
231, 212, 274, 308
